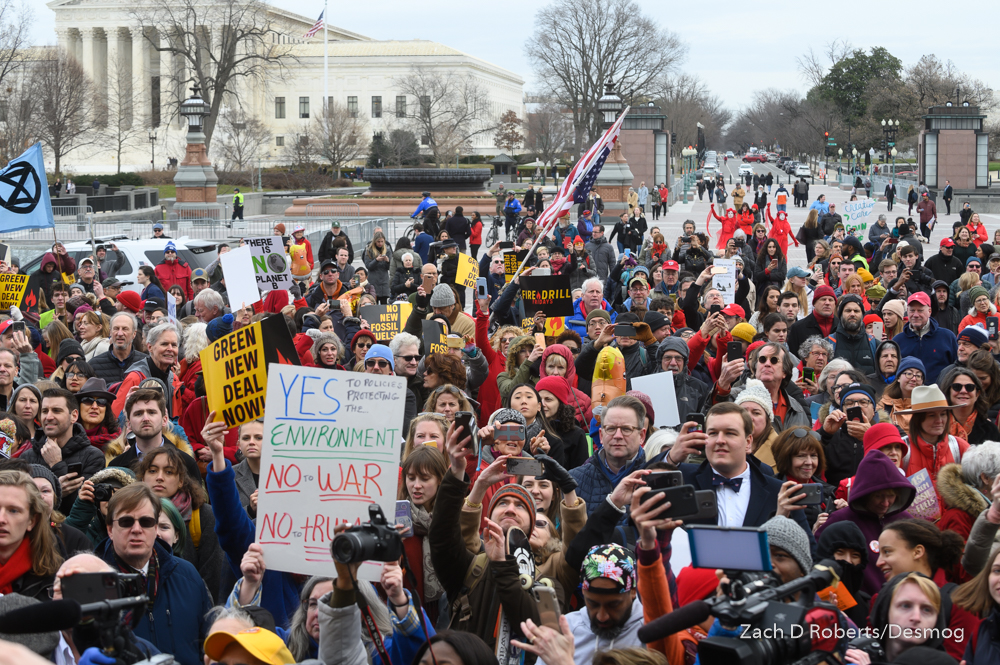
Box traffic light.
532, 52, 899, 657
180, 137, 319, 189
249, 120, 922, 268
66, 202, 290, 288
824, 131, 829, 138
671, 132, 677, 146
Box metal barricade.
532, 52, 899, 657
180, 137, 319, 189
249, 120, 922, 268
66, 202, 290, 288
305, 202, 361, 217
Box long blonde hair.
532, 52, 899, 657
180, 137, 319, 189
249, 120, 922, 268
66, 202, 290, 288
782, 279, 810, 315
0, 470, 62, 576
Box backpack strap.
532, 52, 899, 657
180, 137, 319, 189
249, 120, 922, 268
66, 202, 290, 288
448, 552, 490, 629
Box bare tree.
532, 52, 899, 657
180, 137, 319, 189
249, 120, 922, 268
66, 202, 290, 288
529, 0, 686, 155
525, 102, 571, 180
32, 49, 97, 176
312, 101, 367, 177
130, 0, 294, 148
797, 39, 854, 87
493, 110, 523, 154
100, 52, 148, 173
215, 109, 271, 186
0, 75, 38, 164
395, 67, 497, 166
654, 74, 730, 151
0, 0, 30, 93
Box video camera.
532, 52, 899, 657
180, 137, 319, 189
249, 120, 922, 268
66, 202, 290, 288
331, 504, 404, 564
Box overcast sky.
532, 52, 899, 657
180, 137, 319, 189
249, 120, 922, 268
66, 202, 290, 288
32, 0, 999, 112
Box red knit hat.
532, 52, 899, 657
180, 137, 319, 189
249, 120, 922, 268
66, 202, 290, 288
813, 285, 836, 304
351, 329, 377, 350
625, 390, 655, 426
535, 375, 572, 405
486, 484, 536, 527
677, 565, 719, 606
863, 314, 883, 327
862, 422, 910, 458
117, 291, 142, 313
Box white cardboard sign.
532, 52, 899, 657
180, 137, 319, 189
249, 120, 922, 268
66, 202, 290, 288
630, 372, 680, 428
246, 236, 292, 292
220, 244, 262, 310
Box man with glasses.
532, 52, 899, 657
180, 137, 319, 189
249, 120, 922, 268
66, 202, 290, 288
877, 259, 897, 288
108, 388, 201, 481
569, 395, 649, 516
657, 336, 709, 423
75, 257, 100, 294
797, 336, 832, 395
667, 402, 813, 537
894, 292, 957, 384
306, 259, 344, 307
819, 382, 878, 486
717, 342, 809, 432
621, 274, 650, 313
97, 483, 212, 664
926, 237, 964, 285
363, 344, 395, 376
19, 388, 103, 514
151, 222, 171, 239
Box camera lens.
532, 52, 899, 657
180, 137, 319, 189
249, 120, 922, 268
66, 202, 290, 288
331, 532, 375, 564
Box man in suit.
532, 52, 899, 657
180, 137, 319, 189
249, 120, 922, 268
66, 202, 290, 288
942, 180, 953, 215
667, 402, 815, 544
884, 179, 896, 211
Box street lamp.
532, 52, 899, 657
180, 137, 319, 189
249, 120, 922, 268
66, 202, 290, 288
179, 86, 211, 133
148, 132, 157, 170
838, 148, 843, 178
597, 81, 623, 128
881, 119, 899, 169
851, 147, 858, 175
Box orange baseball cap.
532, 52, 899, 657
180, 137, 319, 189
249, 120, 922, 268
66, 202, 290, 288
204, 629, 295, 665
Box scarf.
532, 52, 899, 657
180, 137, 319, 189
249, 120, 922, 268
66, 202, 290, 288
86, 424, 119, 450
114, 547, 160, 625
0, 538, 33, 593
410, 505, 443, 602
814, 311, 835, 337
171, 491, 193, 523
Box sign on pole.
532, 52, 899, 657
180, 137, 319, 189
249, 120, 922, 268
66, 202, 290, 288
246, 236, 292, 292
256, 364, 406, 579
504, 250, 528, 284
0, 143, 55, 233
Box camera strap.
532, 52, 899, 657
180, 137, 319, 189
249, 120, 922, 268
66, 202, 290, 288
349, 570, 394, 665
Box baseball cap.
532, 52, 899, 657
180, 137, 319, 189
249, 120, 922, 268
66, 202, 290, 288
320, 258, 339, 273
191, 268, 209, 282
152, 223, 164, 230
102, 277, 122, 289
940, 238, 956, 248
628, 274, 648, 288
662, 260, 680, 271
721, 304, 745, 318
293, 225, 305, 234
331, 220, 341, 228
79, 257, 94, 266
907, 292, 931, 307
143, 297, 165, 312
581, 544, 636, 594
204, 628, 294, 665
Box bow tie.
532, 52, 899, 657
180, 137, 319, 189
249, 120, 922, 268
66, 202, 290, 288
712, 474, 743, 491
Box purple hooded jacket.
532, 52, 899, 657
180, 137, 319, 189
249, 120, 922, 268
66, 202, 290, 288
815, 450, 915, 596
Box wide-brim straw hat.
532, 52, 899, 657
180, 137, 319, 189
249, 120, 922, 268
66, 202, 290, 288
895, 385, 961, 415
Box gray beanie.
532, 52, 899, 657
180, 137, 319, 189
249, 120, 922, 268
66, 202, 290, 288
429, 283, 456, 308
29, 464, 61, 508
656, 336, 690, 366
488, 407, 527, 428
763, 515, 812, 575
0, 594, 60, 654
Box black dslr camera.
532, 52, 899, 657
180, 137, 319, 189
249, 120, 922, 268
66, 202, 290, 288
331, 504, 403, 564
93, 483, 116, 503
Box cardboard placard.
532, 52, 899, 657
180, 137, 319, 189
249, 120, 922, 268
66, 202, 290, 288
220, 244, 262, 310
256, 364, 406, 579
0, 273, 28, 311
18, 273, 43, 314
504, 250, 529, 284
421, 319, 449, 355
712, 259, 735, 305
246, 236, 292, 292
360, 303, 413, 340
907, 468, 940, 521
455, 252, 479, 289
629, 372, 680, 428
518, 274, 574, 317
200, 315, 300, 428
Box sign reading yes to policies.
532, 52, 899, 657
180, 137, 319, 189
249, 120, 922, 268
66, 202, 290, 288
256, 364, 406, 579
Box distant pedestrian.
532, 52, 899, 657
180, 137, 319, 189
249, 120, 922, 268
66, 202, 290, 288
231, 188, 244, 220
942, 180, 953, 215
907, 185, 918, 215
884, 180, 896, 212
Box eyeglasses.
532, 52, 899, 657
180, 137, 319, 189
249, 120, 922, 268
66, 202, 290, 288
808, 350, 828, 358
900, 370, 923, 379
64, 356, 83, 365
842, 398, 872, 409
80, 397, 108, 406
114, 515, 157, 530
758, 355, 781, 365
567, 346, 581, 355
66, 372, 87, 380
535, 520, 550, 529
601, 424, 639, 436
951, 383, 977, 393
365, 359, 390, 370
397, 354, 421, 363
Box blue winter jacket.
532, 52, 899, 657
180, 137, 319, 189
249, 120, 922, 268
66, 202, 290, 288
569, 448, 647, 517
411, 197, 438, 218
412, 232, 433, 264
892, 317, 958, 384
206, 460, 304, 629
96, 539, 212, 665
563, 297, 617, 337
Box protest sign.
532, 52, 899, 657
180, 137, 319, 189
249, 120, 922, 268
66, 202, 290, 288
455, 252, 479, 289
220, 245, 261, 309
245, 236, 292, 292
518, 274, 574, 317
907, 468, 940, 521
504, 250, 529, 284
200, 315, 300, 428
0, 273, 29, 310
256, 364, 407, 579
630, 373, 680, 428
360, 302, 413, 340
421, 319, 449, 355
712, 259, 736, 305
18, 273, 42, 314
843, 199, 875, 230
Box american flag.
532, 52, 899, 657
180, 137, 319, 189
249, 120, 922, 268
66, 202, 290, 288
535, 107, 629, 239
303, 10, 324, 39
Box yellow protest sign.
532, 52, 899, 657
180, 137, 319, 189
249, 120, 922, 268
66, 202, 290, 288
0, 274, 28, 310
360, 303, 413, 340
200, 316, 301, 428
455, 252, 479, 288
421, 320, 449, 355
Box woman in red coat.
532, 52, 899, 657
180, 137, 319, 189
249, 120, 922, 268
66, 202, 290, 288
765, 203, 800, 257
469, 212, 484, 260
967, 212, 988, 247
708, 203, 738, 249
474, 299, 523, 418
738, 204, 755, 235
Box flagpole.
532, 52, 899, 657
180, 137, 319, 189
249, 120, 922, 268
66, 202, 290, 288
323, 0, 328, 118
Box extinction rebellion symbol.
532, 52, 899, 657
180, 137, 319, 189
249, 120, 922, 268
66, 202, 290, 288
0, 160, 41, 214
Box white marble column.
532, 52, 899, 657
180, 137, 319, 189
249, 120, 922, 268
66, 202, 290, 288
131, 27, 150, 128
80, 28, 95, 80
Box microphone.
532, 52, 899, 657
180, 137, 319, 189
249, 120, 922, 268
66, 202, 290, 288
0, 598, 81, 633
638, 599, 711, 644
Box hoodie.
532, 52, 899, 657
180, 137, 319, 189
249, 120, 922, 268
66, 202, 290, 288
563, 597, 644, 664
815, 521, 871, 627
496, 335, 540, 404
866, 340, 902, 400
816, 450, 915, 596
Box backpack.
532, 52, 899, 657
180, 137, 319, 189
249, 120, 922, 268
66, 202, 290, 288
448, 552, 490, 631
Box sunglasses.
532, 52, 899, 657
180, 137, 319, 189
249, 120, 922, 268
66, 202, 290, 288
322, 269, 339, 275
495, 423, 525, 441
80, 397, 108, 406
758, 355, 781, 365
114, 515, 157, 530
397, 354, 421, 363
365, 359, 390, 369
951, 383, 977, 393
356, 340, 373, 349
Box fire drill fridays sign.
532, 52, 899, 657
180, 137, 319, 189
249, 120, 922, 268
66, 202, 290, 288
518, 274, 574, 317
256, 364, 406, 579
246, 236, 292, 292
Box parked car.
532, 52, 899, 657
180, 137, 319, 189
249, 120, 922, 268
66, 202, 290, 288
776, 156, 792, 167
702, 165, 718, 179
767, 153, 780, 162
794, 164, 812, 177
20, 236, 223, 294
738, 163, 755, 176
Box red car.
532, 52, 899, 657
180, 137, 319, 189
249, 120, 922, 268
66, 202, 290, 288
743, 153, 767, 163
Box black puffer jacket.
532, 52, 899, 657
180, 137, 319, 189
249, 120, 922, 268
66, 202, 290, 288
19, 422, 105, 515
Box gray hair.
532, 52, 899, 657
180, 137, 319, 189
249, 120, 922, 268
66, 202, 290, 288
816, 358, 852, 394
287, 576, 336, 660
109, 311, 138, 332
581, 277, 604, 294
961, 441, 1000, 488
798, 336, 834, 362
401, 252, 413, 263
145, 322, 180, 348
204, 605, 254, 631
193, 288, 224, 313
389, 332, 420, 356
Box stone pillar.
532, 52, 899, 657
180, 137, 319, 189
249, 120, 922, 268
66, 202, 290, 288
80, 28, 95, 80
131, 28, 149, 129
